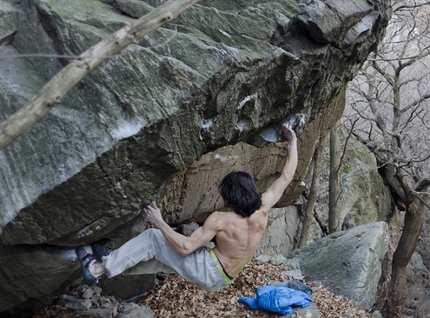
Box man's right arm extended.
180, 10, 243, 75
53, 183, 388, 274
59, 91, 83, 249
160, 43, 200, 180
260, 123, 298, 212
143, 203, 221, 257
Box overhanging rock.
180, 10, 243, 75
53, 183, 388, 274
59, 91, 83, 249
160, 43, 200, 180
0, 0, 390, 246
0, 0, 391, 315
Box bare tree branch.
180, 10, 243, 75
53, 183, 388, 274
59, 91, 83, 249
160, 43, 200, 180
394, 2, 430, 13
338, 118, 359, 175
0, 26, 179, 61
400, 92, 430, 115
0, 0, 201, 151
371, 61, 395, 87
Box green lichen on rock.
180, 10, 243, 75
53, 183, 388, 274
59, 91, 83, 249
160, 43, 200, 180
0, 0, 391, 315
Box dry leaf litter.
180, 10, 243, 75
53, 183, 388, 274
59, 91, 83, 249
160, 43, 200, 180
34, 259, 373, 317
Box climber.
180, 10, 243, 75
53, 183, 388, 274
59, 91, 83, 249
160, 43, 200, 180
76, 122, 298, 292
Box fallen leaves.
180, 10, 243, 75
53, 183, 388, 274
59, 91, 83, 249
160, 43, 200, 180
140, 259, 288, 317
139, 259, 374, 317
34, 259, 374, 317
312, 285, 372, 318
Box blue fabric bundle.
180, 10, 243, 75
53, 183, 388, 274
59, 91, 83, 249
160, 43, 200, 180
238, 285, 312, 316
277, 281, 312, 295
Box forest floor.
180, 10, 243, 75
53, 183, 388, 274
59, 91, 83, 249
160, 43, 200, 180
34, 259, 373, 317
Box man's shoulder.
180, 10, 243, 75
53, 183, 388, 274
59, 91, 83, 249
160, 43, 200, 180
212, 210, 235, 220
216, 209, 267, 224
212, 209, 235, 215
210, 210, 240, 223
205, 210, 231, 225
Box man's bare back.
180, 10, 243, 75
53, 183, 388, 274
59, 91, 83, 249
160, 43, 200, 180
80, 123, 297, 291
212, 208, 268, 277
142, 122, 297, 277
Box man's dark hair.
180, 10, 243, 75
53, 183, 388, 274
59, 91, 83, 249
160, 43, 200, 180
219, 171, 261, 217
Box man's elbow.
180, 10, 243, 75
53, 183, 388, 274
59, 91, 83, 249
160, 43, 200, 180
178, 242, 193, 257
281, 172, 294, 186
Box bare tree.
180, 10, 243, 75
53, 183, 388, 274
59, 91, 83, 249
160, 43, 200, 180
298, 142, 324, 247
329, 124, 342, 233
345, 0, 430, 315
0, 0, 201, 151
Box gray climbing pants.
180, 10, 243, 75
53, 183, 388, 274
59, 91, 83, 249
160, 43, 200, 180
101, 228, 233, 292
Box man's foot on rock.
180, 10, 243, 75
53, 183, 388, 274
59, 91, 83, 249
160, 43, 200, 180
91, 240, 111, 263
76, 247, 106, 283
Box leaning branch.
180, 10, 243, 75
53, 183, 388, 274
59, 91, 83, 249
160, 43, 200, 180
0, 0, 201, 151
338, 117, 359, 175
414, 177, 430, 192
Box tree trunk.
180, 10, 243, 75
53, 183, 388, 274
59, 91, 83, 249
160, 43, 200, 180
329, 124, 342, 233
384, 195, 427, 316
298, 142, 324, 247
382, 171, 430, 316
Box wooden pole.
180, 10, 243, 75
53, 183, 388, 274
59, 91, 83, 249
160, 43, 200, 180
0, 0, 201, 151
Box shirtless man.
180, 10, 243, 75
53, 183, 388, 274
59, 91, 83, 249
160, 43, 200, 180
76, 122, 297, 292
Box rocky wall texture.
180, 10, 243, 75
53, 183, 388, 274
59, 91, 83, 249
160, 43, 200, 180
286, 222, 389, 310
300, 125, 392, 243
0, 0, 391, 316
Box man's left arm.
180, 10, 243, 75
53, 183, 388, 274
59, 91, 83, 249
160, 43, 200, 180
143, 203, 220, 257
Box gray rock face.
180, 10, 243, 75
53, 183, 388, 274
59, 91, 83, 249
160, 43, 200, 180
286, 222, 389, 310
0, 0, 390, 315
302, 125, 392, 243
0, 0, 391, 245
257, 206, 300, 256
0, 1, 19, 45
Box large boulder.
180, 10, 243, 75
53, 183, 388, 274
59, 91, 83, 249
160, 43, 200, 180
0, 0, 391, 245
160, 92, 349, 256
0, 0, 391, 315
286, 222, 389, 310
0, 0, 19, 45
